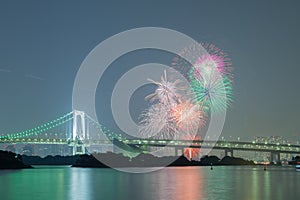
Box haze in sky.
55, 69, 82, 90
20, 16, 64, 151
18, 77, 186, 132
0, 1, 299, 141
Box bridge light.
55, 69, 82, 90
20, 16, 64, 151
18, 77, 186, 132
252, 141, 255, 144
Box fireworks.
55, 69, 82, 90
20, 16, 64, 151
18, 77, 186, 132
138, 71, 182, 139
145, 70, 182, 106
138, 103, 177, 139
139, 99, 204, 139
171, 42, 233, 112
138, 71, 183, 139
190, 54, 233, 112
172, 42, 233, 80
183, 135, 201, 160
171, 100, 204, 135
171, 43, 205, 81
200, 43, 233, 79
138, 71, 205, 139
138, 42, 233, 145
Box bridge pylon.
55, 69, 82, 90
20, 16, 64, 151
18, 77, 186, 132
70, 110, 89, 155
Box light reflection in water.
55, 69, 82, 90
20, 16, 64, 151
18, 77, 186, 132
171, 167, 204, 200
0, 166, 300, 200
144, 167, 205, 200
68, 168, 93, 200
251, 169, 259, 199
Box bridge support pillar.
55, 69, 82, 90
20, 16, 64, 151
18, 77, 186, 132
71, 110, 88, 155
225, 149, 234, 157
72, 144, 86, 155
270, 152, 280, 164
73, 110, 87, 140
175, 147, 184, 156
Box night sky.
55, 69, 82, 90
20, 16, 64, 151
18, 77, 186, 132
0, 1, 299, 141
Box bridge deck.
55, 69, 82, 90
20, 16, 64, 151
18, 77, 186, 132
1, 138, 300, 154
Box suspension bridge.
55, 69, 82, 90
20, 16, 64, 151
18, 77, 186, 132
0, 110, 300, 161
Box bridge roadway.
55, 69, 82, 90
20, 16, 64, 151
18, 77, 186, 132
121, 139, 300, 154
1, 138, 300, 154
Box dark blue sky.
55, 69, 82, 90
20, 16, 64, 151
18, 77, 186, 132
0, 1, 299, 140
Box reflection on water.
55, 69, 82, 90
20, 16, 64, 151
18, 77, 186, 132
171, 167, 204, 200
0, 166, 299, 200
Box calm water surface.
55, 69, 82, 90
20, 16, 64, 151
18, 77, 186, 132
0, 166, 299, 200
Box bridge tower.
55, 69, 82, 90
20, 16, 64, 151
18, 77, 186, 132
71, 110, 89, 155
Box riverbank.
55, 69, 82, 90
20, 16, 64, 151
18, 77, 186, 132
72, 152, 256, 168
21, 152, 255, 168
3, 150, 295, 169
0, 150, 32, 169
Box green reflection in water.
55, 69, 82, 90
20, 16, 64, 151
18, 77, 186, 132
0, 166, 68, 200
0, 166, 300, 200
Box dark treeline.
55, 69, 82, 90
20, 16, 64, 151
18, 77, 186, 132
1, 150, 258, 169
72, 152, 255, 168
0, 150, 32, 169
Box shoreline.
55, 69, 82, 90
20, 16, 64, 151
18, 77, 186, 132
1, 150, 299, 170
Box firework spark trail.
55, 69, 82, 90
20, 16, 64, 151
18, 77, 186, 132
139, 71, 183, 139
145, 70, 183, 106
138, 103, 177, 139
200, 43, 233, 79
138, 70, 205, 139
139, 43, 233, 140
139, 100, 204, 139
190, 53, 233, 112
171, 43, 205, 81
172, 48, 231, 112
171, 100, 205, 137
171, 42, 233, 83
183, 135, 202, 160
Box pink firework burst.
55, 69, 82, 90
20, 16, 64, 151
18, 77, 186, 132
200, 43, 233, 80
171, 100, 205, 136
171, 42, 233, 82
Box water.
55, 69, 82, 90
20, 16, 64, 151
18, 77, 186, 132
0, 166, 299, 200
